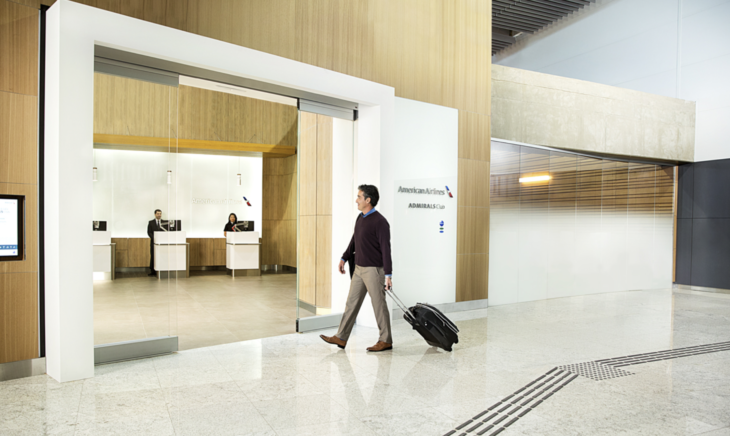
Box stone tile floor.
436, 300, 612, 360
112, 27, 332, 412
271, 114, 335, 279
2, 287, 729, 435
93, 271, 299, 350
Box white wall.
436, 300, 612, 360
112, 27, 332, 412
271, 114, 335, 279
45, 0, 393, 382
381, 97, 459, 309
331, 118, 356, 314
494, 0, 730, 162
93, 150, 262, 238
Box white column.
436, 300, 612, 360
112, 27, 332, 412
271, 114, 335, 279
44, 1, 95, 382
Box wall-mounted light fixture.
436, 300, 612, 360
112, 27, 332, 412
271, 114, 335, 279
92, 167, 98, 182
519, 175, 550, 183
167, 170, 172, 184
237, 173, 242, 186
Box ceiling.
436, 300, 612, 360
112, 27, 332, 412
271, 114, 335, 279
492, 0, 595, 55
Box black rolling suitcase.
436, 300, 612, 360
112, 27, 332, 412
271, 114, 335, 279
385, 288, 459, 352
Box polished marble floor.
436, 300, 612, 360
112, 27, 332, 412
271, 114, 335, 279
3, 286, 730, 435
93, 271, 301, 350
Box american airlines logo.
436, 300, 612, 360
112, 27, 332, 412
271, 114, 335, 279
192, 198, 243, 205
397, 186, 446, 195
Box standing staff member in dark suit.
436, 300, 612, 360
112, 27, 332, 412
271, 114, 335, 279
147, 209, 162, 277
223, 213, 238, 236
320, 184, 394, 352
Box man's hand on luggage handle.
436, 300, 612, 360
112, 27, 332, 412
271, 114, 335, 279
385, 277, 392, 291
338, 260, 346, 274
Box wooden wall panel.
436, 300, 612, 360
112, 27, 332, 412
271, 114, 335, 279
93, 73, 177, 139
10, 0, 40, 8
83, 0, 493, 303
127, 238, 151, 267
299, 112, 318, 217
262, 154, 297, 267
298, 215, 316, 305
315, 215, 332, 307
457, 158, 490, 209
0, 1, 37, 96
456, 206, 489, 256
0, 273, 38, 363
281, 219, 297, 267
459, 111, 491, 161
456, 114, 490, 301
456, 253, 488, 303
297, 114, 335, 308
113, 237, 232, 267
0, 0, 40, 364
188, 238, 226, 266
0, 92, 36, 184
316, 114, 333, 216
81, 0, 491, 114
95, 78, 298, 150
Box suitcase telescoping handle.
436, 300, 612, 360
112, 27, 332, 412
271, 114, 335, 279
384, 286, 417, 323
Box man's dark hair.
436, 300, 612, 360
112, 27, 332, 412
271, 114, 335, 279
358, 184, 379, 207
154, 209, 161, 214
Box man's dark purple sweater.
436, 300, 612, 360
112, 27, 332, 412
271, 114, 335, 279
342, 210, 392, 276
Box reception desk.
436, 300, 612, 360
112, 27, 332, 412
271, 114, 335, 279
154, 231, 189, 278
111, 236, 261, 272
226, 232, 261, 277
93, 231, 115, 280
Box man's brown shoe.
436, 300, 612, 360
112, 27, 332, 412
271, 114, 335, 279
320, 335, 346, 349
366, 341, 393, 352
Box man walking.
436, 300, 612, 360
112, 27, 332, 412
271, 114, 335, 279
147, 209, 162, 277
321, 185, 393, 352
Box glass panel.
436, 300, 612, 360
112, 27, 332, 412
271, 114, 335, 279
517, 146, 550, 302
654, 166, 675, 286
546, 151, 577, 299
489, 140, 675, 306
487, 141, 521, 306
601, 160, 629, 294
626, 163, 657, 290
92, 72, 178, 346
296, 113, 355, 320
574, 155, 604, 295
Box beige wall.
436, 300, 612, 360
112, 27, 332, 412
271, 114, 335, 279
491, 65, 696, 162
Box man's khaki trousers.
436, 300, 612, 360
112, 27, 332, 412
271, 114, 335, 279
336, 265, 393, 344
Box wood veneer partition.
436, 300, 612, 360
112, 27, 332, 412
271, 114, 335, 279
0, 0, 39, 364
64, 0, 492, 302
297, 112, 334, 309
93, 73, 298, 155
262, 155, 297, 269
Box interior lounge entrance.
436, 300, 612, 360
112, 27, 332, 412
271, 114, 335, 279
91, 60, 356, 357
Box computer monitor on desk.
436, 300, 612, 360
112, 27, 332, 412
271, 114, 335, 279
161, 220, 182, 231
92, 221, 107, 231
234, 221, 254, 232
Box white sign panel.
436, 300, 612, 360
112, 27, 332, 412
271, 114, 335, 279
393, 176, 457, 306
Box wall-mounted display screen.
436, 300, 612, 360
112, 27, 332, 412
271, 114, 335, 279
0, 195, 25, 261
